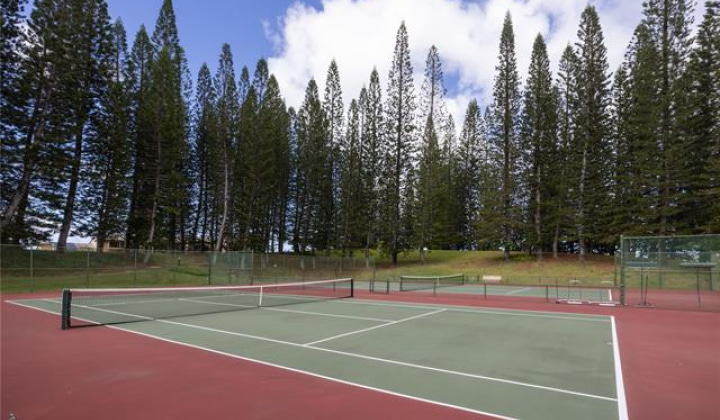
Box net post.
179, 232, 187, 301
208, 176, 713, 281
61, 289, 72, 330
350, 278, 354, 298
258, 285, 264, 307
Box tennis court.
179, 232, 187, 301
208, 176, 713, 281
8, 279, 627, 420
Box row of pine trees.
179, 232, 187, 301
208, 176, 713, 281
1, 0, 718, 262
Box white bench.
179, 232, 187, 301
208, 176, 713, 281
482, 275, 502, 284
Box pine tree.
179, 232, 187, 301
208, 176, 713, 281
612, 24, 661, 238
685, 1, 719, 231
191, 63, 217, 249
553, 45, 578, 257
82, 18, 132, 252
491, 12, 521, 260
419, 46, 449, 132
238, 66, 250, 104
0, 0, 30, 242
520, 34, 558, 259
50, 0, 113, 252
360, 69, 384, 258
340, 99, 364, 253
214, 43, 238, 250
125, 26, 155, 248
416, 45, 451, 257
293, 79, 328, 252
322, 59, 344, 252
144, 46, 188, 249
642, 0, 695, 234
455, 100, 483, 249
149, 0, 191, 248
257, 75, 290, 252
236, 86, 259, 249
416, 116, 444, 258
381, 22, 417, 264
573, 5, 612, 258
252, 59, 269, 104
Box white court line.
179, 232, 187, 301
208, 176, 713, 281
33, 299, 617, 403
611, 317, 629, 420
263, 306, 393, 323
344, 298, 612, 323
181, 297, 395, 323
505, 287, 533, 296
303, 309, 445, 346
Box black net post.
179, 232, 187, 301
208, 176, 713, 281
61, 289, 72, 330
350, 278, 354, 298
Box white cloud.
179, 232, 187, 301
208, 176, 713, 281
265, 0, 703, 130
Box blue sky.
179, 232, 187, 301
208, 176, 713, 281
106, 0, 309, 76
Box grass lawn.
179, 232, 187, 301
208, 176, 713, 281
373, 250, 615, 286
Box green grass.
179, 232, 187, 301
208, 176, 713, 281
373, 250, 616, 286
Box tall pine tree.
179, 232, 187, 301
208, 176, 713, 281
520, 34, 558, 259
491, 12, 521, 260
381, 22, 417, 264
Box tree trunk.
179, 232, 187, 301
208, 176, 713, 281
215, 147, 229, 251
1, 104, 49, 231
147, 131, 162, 248
57, 127, 85, 253
577, 144, 588, 261
534, 164, 542, 261
95, 158, 113, 254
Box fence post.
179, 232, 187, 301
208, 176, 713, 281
29, 247, 34, 292
207, 252, 212, 285
86, 249, 91, 287
133, 249, 138, 287
696, 269, 702, 310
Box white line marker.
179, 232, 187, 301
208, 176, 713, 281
505, 287, 532, 296
611, 316, 630, 420
262, 307, 394, 323
303, 309, 445, 346
344, 298, 612, 323
181, 297, 395, 323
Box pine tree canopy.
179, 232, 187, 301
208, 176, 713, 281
2, 0, 717, 258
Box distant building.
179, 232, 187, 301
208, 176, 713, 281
88, 237, 126, 251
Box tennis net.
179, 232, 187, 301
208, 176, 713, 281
61, 278, 354, 329
399, 274, 465, 292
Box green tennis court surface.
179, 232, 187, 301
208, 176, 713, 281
11, 295, 626, 420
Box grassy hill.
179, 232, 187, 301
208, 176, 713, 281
373, 250, 615, 285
